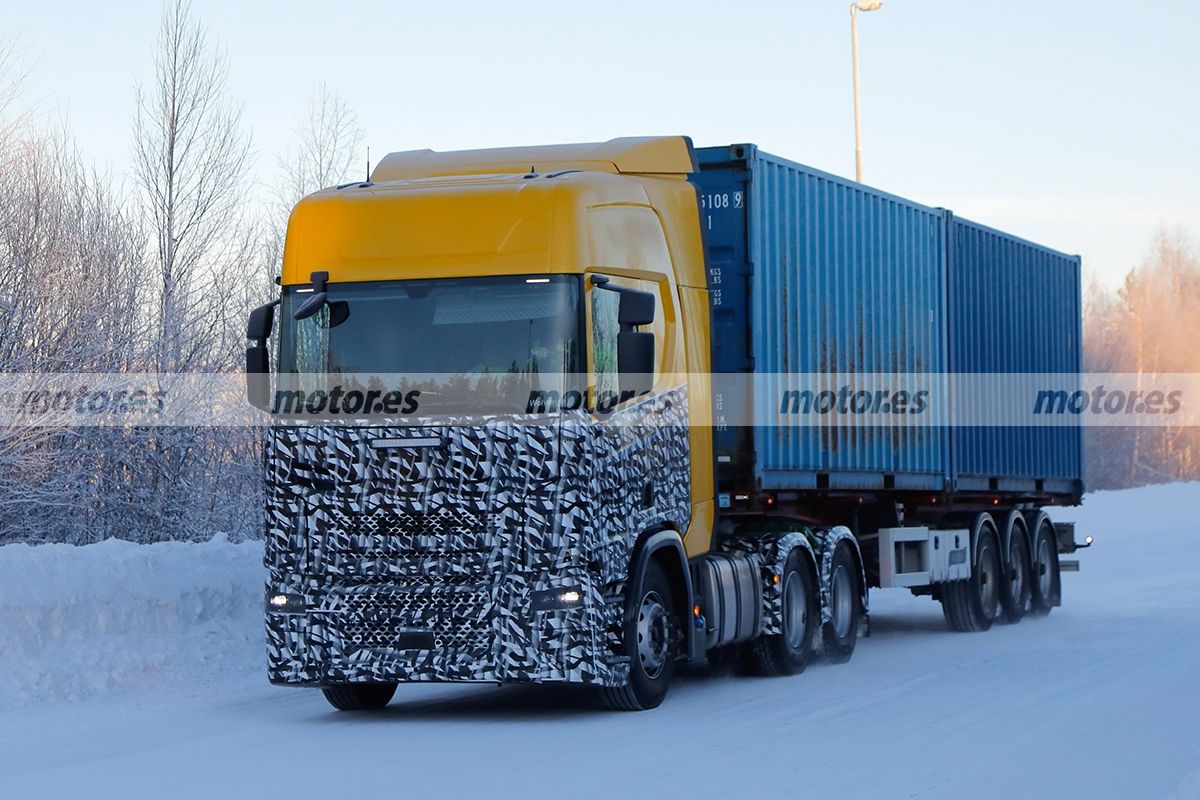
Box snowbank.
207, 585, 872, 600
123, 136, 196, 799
0, 536, 264, 708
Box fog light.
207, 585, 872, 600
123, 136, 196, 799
531, 586, 585, 612
266, 592, 304, 614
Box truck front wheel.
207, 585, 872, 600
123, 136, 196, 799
602, 560, 679, 711
322, 683, 397, 711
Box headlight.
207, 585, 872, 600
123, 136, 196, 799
266, 592, 305, 614
530, 586, 585, 612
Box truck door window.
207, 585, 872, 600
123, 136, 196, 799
589, 275, 665, 409
591, 286, 621, 401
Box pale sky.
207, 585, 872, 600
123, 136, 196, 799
7, 0, 1198, 287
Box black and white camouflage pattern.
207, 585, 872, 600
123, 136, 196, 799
264, 387, 691, 688
723, 526, 869, 639
816, 526, 869, 627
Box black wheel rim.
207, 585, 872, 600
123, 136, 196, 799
1036, 531, 1055, 599
783, 570, 809, 649
977, 534, 1001, 620
1010, 535, 1029, 607
831, 563, 853, 639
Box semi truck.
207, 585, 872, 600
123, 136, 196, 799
248, 136, 1086, 711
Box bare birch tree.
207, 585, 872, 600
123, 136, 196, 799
260, 82, 363, 291
132, 0, 251, 372
275, 82, 364, 208
126, 0, 257, 542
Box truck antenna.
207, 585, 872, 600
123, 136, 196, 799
366, 146, 370, 181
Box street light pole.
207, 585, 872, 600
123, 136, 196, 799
850, 1, 883, 182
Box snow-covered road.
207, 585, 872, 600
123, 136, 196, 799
3, 484, 1198, 799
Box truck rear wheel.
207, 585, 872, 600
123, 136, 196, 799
1030, 516, 1062, 615
821, 542, 861, 663
749, 550, 817, 676
322, 683, 397, 711
602, 560, 679, 711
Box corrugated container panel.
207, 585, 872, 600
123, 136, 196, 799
696, 145, 948, 490
947, 217, 1084, 490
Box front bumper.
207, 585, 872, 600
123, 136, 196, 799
265, 574, 628, 687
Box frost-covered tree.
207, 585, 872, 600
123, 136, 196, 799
1084, 229, 1200, 489
132, 0, 251, 373
276, 82, 364, 208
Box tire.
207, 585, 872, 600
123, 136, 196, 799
749, 549, 818, 676
1000, 515, 1032, 625
938, 528, 973, 631
602, 560, 679, 711
322, 683, 397, 711
942, 578, 982, 631
821, 542, 862, 663
940, 579, 970, 631
1030, 516, 1062, 616
941, 515, 1002, 632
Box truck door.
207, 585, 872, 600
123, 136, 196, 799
580, 273, 691, 585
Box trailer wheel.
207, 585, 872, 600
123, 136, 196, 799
750, 549, 817, 676
1030, 516, 1062, 616
321, 683, 397, 711
940, 579, 970, 631
602, 560, 679, 711
1000, 515, 1032, 624
941, 515, 1002, 632
821, 542, 862, 663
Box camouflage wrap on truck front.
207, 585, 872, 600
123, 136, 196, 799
264, 387, 691, 688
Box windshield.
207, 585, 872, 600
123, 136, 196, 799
277, 274, 583, 416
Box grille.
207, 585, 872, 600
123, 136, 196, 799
339, 622, 492, 653
353, 507, 486, 539
316, 506, 504, 578
332, 587, 494, 655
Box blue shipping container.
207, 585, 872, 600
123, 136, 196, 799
693, 144, 1083, 499
947, 216, 1084, 494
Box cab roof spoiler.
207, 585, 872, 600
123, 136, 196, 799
370, 136, 697, 182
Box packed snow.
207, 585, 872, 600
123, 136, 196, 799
1, 483, 1198, 799
0, 534, 264, 709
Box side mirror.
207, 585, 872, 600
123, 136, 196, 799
293, 291, 327, 321
246, 300, 279, 411
617, 331, 654, 397
246, 344, 271, 410
292, 270, 330, 321
247, 302, 276, 341
617, 288, 656, 398
618, 289, 655, 327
